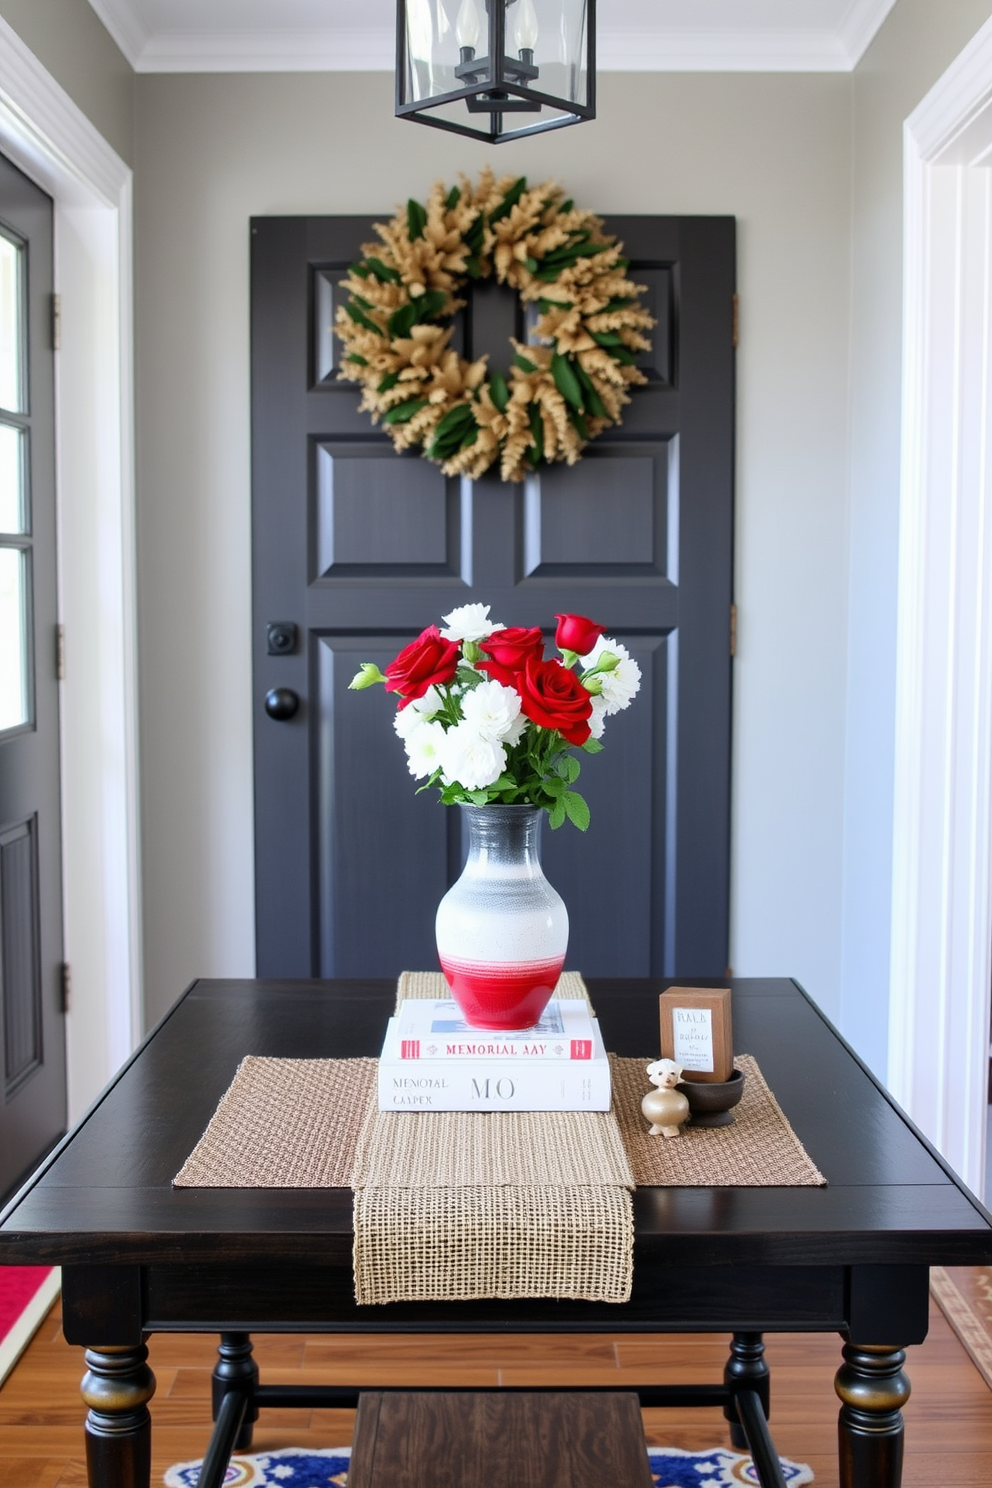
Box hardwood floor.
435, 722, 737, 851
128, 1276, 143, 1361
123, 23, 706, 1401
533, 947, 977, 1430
1, 1293, 991, 1487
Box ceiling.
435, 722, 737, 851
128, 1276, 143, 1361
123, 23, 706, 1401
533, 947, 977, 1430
87, 0, 898, 73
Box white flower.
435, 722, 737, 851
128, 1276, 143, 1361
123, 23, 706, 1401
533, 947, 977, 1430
587, 697, 608, 739
402, 720, 446, 778
392, 685, 444, 738
460, 678, 522, 741
439, 722, 506, 790
580, 635, 642, 715
439, 603, 502, 643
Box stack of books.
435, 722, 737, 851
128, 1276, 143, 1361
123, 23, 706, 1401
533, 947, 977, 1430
377, 997, 611, 1112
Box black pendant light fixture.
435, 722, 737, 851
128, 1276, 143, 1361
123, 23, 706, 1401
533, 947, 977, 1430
396, 0, 595, 143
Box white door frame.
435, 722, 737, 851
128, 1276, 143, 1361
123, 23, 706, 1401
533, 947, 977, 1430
0, 19, 141, 1118
889, 16, 992, 1198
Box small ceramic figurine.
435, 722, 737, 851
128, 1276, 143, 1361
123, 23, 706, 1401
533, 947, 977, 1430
642, 1058, 690, 1138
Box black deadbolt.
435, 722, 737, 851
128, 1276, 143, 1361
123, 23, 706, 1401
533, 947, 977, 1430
264, 687, 300, 721
266, 621, 298, 655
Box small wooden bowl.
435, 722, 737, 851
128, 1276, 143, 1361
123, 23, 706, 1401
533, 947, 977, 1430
683, 1068, 745, 1127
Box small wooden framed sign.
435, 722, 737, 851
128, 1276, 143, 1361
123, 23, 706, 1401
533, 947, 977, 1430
659, 987, 734, 1083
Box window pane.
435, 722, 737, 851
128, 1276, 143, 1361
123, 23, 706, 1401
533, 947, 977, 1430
0, 423, 23, 532
0, 232, 23, 413
0, 546, 28, 730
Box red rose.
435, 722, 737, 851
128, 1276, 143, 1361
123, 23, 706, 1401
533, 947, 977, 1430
555, 612, 606, 656
384, 626, 460, 708
516, 655, 593, 746
477, 626, 544, 686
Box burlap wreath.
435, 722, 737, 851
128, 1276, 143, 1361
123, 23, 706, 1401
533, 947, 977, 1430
334, 168, 654, 483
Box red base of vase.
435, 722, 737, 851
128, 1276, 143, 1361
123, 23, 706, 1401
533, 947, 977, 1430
439, 955, 564, 1030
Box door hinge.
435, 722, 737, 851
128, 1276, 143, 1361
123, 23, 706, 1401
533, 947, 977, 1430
52, 293, 61, 352
730, 603, 737, 657
60, 962, 71, 1014
732, 293, 739, 350
56, 623, 65, 680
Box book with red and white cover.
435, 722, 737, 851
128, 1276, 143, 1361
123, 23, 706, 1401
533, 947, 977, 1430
377, 1011, 611, 1112
390, 997, 597, 1060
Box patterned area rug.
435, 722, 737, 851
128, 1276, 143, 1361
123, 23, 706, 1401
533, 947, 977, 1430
163, 1444, 814, 1487
931, 1266, 992, 1389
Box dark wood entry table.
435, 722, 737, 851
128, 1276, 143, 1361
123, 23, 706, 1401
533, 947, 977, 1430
2, 977, 991, 1488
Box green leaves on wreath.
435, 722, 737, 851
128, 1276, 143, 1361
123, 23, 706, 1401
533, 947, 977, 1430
551, 352, 583, 411
382, 398, 428, 426
407, 198, 428, 240
344, 300, 384, 336
427, 401, 478, 461
489, 177, 527, 225
489, 370, 510, 413
388, 289, 450, 339
552, 352, 606, 423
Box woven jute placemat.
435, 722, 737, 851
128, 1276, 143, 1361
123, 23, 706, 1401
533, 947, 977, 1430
611, 1055, 826, 1187
173, 1056, 377, 1189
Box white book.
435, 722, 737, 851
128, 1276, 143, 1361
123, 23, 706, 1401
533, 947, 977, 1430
377, 1015, 611, 1112
391, 997, 598, 1060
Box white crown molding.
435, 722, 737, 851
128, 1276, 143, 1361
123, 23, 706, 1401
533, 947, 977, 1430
96, 0, 900, 74
132, 24, 864, 74
86, 0, 148, 69
838, 0, 898, 68
597, 30, 849, 72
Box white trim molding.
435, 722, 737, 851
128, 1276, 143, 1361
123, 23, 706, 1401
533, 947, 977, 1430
890, 14, 992, 1198
86, 0, 898, 74
0, 17, 142, 1117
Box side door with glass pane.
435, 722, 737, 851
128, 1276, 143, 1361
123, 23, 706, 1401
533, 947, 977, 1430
0, 152, 65, 1202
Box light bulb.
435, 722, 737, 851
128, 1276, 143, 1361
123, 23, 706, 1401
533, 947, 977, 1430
514, 0, 539, 52
455, 0, 482, 50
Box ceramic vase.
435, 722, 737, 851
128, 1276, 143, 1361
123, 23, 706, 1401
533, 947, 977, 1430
435, 803, 568, 1030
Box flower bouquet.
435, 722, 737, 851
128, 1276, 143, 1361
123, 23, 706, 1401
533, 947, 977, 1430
350, 606, 641, 1029
349, 603, 641, 830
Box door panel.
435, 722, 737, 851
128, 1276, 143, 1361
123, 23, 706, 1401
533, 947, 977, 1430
252, 214, 734, 983
0, 153, 64, 1202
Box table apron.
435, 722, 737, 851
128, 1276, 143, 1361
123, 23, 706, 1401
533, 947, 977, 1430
59, 1262, 931, 1347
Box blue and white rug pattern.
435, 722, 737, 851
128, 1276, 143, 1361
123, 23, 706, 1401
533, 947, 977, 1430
163, 1444, 814, 1487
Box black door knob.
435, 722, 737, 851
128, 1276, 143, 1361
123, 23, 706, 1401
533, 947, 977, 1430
264, 687, 299, 721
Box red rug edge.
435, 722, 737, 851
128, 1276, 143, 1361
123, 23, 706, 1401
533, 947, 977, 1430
0, 1265, 54, 1340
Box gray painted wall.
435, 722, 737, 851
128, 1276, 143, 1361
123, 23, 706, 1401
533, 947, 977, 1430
840, 0, 992, 1071
133, 70, 854, 1030
0, 0, 133, 164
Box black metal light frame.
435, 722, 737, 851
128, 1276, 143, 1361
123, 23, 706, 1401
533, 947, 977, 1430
395, 0, 596, 144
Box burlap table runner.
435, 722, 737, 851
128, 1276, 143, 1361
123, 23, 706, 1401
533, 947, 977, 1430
174, 973, 823, 1304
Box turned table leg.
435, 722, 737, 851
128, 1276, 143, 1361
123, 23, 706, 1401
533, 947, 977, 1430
213, 1332, 259, 1452
834, 1342, 911, 1488
724, 1332, 770, 1451
81, 1343, 156, 1488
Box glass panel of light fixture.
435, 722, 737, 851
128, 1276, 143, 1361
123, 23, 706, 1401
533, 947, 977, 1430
0, 423, 24, 534
402, 0, 471, 105
402, 0, 589, 116
0, 232, 23, 414
530, 0, 589, 108
0, 546, 29, 730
